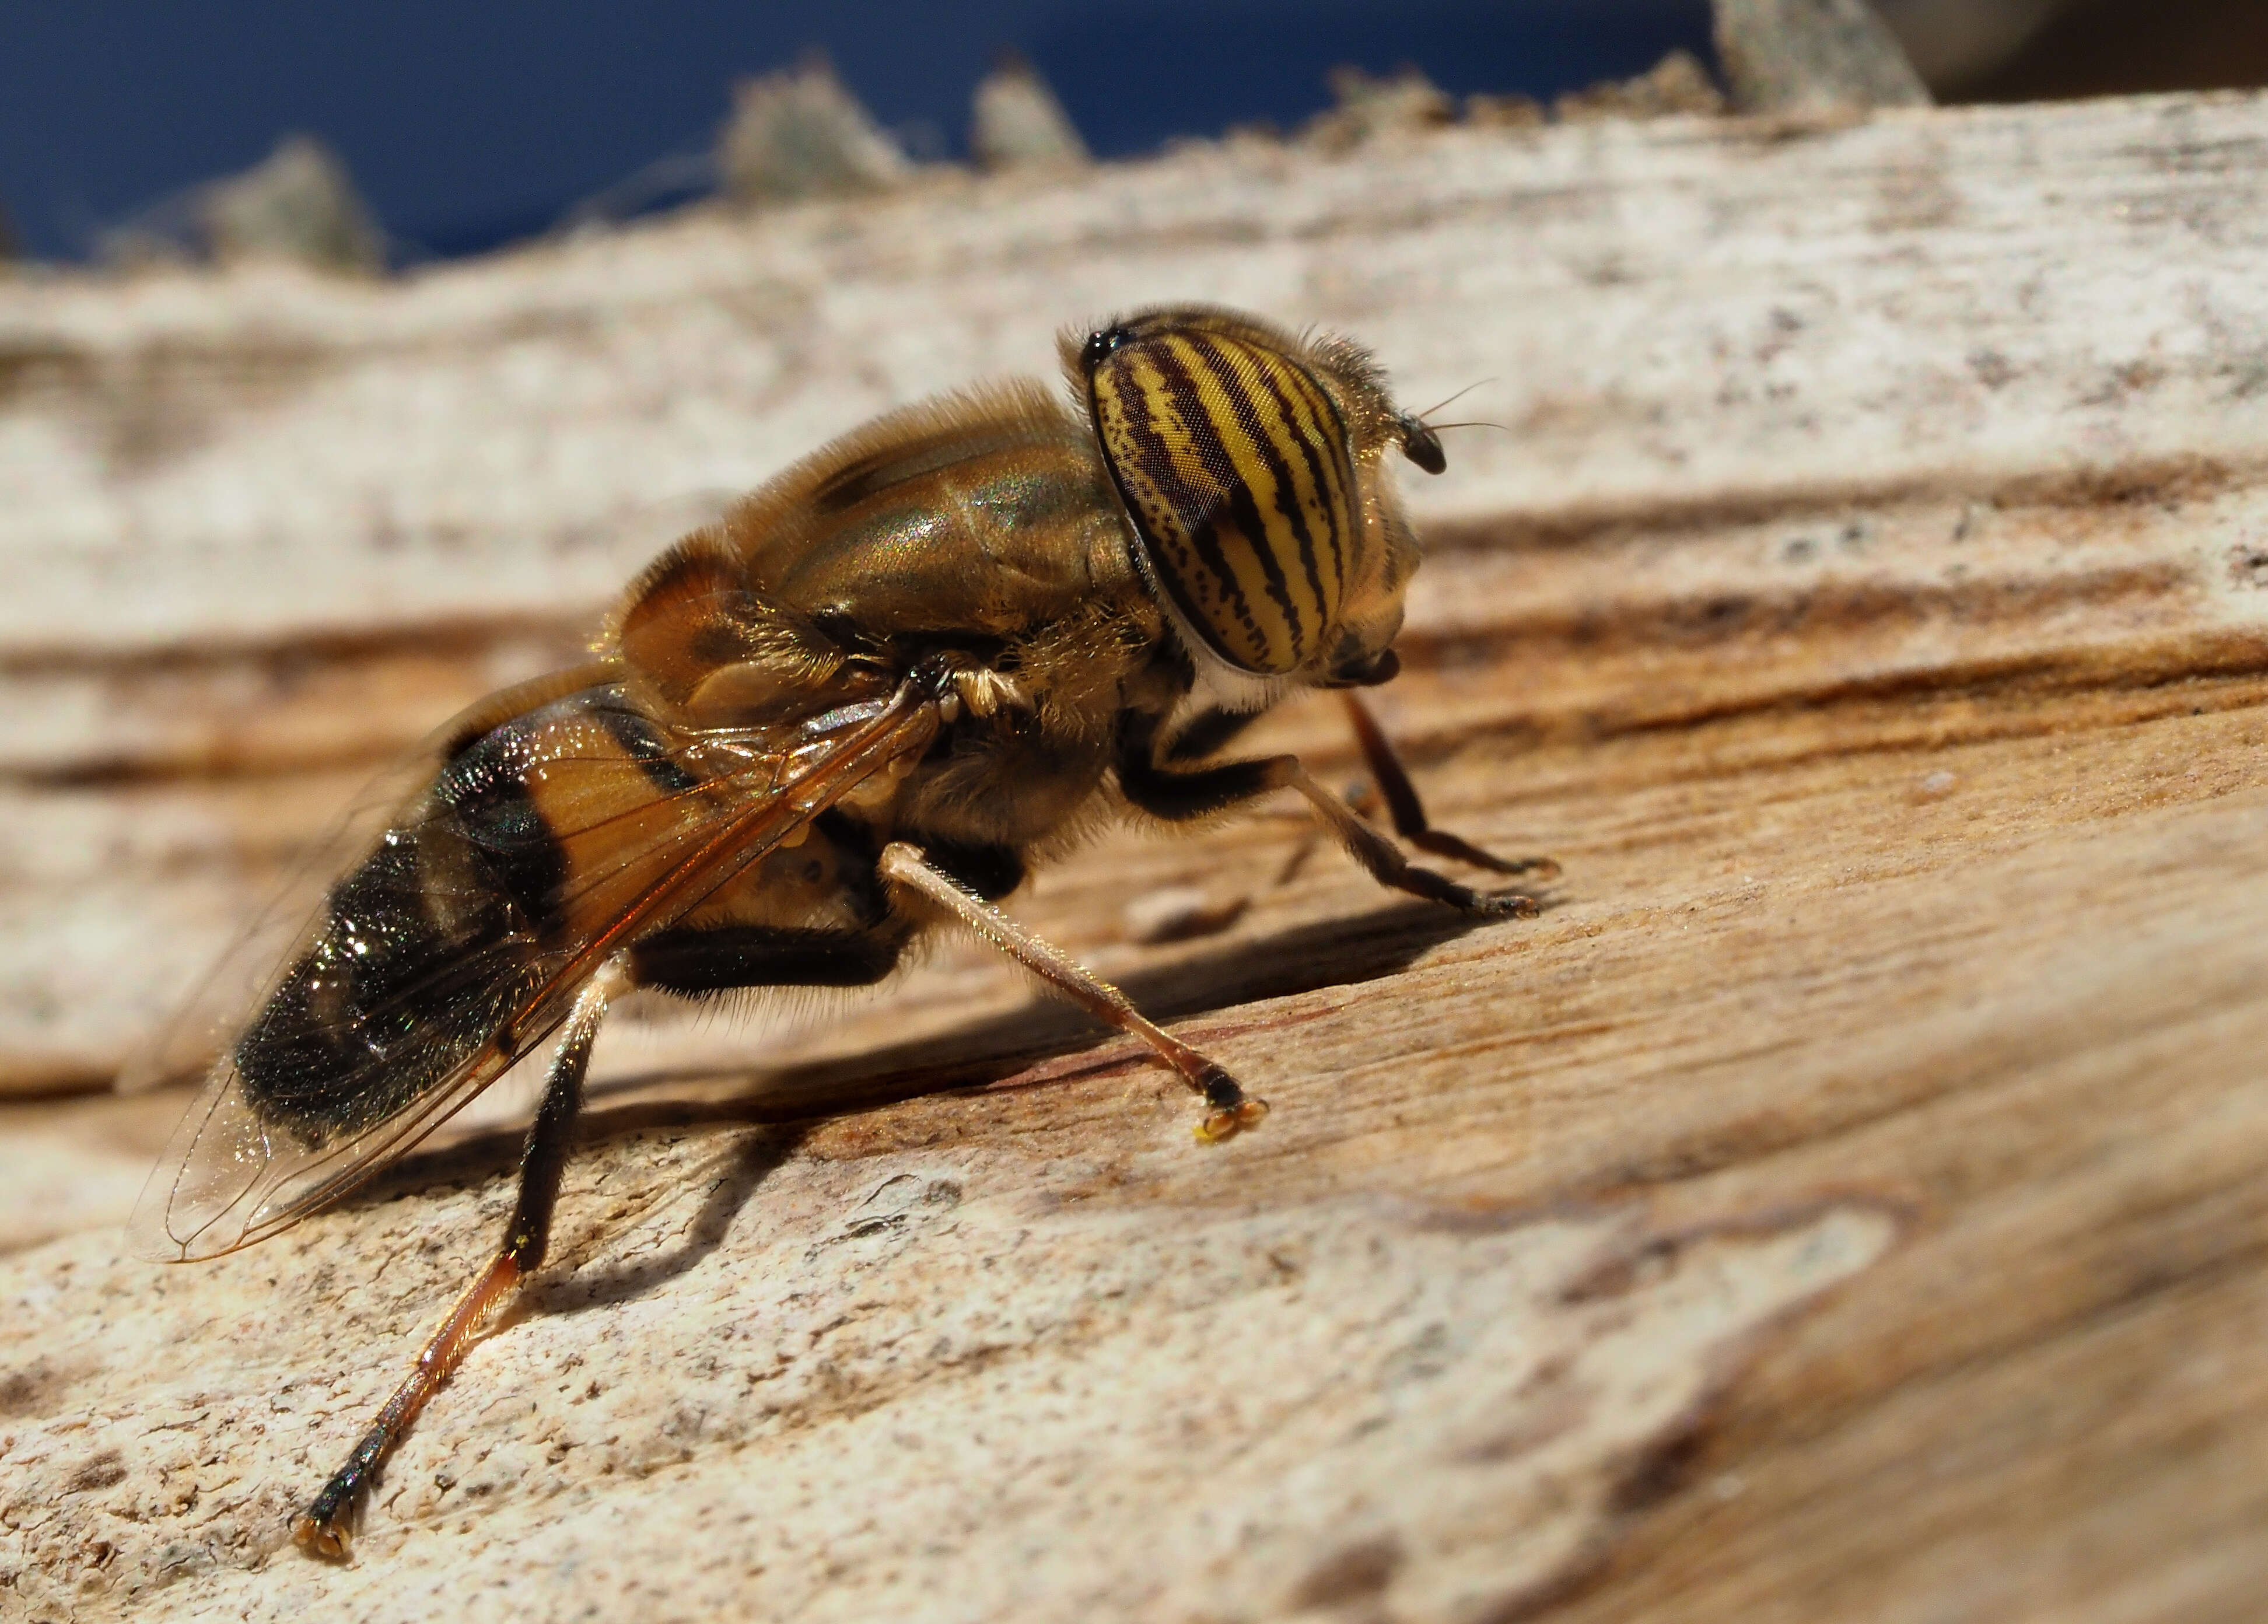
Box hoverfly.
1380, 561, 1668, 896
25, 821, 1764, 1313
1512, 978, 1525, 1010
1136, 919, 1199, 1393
128, 306, 1553, 1558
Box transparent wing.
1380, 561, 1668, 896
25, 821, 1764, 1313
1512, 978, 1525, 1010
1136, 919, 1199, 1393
128, 936, 561, 1263
128, 672, 942, 1262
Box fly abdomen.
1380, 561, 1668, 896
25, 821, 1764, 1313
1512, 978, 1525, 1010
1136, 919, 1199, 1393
235, 724, 569, 1148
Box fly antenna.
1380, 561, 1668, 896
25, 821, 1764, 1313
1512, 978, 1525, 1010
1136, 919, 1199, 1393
1415, 379, 1494, 423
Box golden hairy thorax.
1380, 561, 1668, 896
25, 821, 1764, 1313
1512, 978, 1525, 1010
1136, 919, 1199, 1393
614, 380, 1156, 733
608, 377, 1174, 858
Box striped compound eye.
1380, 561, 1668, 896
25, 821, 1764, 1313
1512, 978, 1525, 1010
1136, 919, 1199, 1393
1084, 320, 1359, 676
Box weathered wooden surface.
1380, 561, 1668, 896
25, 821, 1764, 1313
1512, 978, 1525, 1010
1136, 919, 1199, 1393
4, 92, 2268, 1622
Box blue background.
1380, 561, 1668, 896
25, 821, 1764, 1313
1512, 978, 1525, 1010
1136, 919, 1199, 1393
0, 1, 1710, 261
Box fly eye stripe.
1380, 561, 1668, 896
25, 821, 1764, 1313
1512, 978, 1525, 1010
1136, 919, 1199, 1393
1147, 338, 1311, 666
1090, 328, 1359, 675
1189, 338, 1349, 621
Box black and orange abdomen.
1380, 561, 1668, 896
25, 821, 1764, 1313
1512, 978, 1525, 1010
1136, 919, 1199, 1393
233, 746, 559, 1147
233, 686, 739, 1147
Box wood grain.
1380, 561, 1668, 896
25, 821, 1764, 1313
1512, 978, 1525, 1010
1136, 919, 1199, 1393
2, 92, 2265, 1623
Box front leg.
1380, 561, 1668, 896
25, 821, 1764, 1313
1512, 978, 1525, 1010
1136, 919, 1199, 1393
1116, 715, 1541, 918
1339, 691, 1559, 880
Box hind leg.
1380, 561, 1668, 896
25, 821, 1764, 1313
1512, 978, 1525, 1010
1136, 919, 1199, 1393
296, 924, 907, 1558
296, 958, 626, 1558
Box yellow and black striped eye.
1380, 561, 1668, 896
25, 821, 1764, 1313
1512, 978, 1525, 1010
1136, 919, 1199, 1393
1083, 317, 1358, 676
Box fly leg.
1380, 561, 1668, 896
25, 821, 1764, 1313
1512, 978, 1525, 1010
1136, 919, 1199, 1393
1278, 759, 1541, 916
295, 958, 625, 1560
1163, 704, 1269, 764
628, 923, 901, 995
1338, 691, 1558, 880
1118, 717, 1542, 917
877, 841, 1267, 1142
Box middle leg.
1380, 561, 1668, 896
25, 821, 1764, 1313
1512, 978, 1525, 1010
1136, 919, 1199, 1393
877, 841, 1266, 1142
